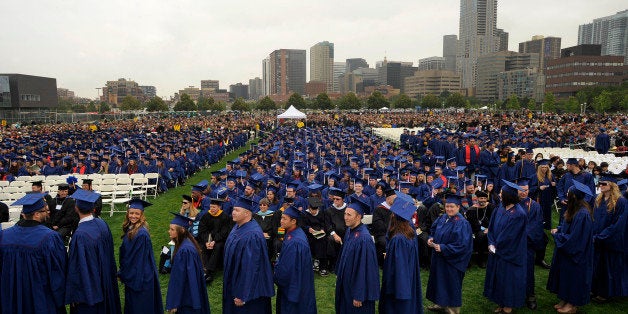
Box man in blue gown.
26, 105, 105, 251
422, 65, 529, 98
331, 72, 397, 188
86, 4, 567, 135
0, 193, 67, 314
595, 127, 610, 154
335, 196, 380, 313
273, 205, 317, 314
223, 196, 275, 314
65, 189, 121, 314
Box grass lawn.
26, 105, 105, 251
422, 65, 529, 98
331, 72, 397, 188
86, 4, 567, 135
101, 141, 627, 313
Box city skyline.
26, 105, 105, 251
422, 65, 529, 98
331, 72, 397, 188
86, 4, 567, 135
1, 0, 626, 99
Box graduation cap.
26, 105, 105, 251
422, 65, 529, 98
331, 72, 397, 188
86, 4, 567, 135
566, 158, 578, 165
501, 179, 524, 195
598, 174, 618, 183
209, 198, 225, 205
182, 195, 193, 203
475, 190, 489, 198
70, 189, 101, 212
82, 179, 93, 185
446, 157, 457, 164
31, 180, 43, 187
346, 195, 370, 216
12, 193, 47, 214
464, 179, 474, 187
283, 205, 301, 219
617, 179, 627, 191
389, 196, 416, 222
307, 183, 323, 192
233, 196, 258, 212
570, 180, 594, 198
170, 212, 194, 227
128, 198, 152, 211
399, 181, 413, 190
444, 194, 463, 206
515, 177, 530, 187
308, 197, 323, 209
328, 187, 346, 198
432, 178, 445, 189
57, 183, 70, 190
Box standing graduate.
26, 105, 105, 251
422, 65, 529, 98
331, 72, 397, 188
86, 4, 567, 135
426, 194, 473, 314
335, 196, 380, 314
273, 205, 317, 314
591, 176, 627, 301
547, 180, 595, 313
379, 194, 423, 314
65, 189, 121, 314
165, 213, 210, 314
223, 196, 275, 314
118, 199, 163, 314
0, 193, 67, 314
483, 180, 527, 314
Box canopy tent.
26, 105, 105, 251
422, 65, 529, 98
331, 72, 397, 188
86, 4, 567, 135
277, 105, 307, 119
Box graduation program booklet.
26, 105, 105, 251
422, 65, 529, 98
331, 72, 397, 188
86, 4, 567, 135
312, 229, 326, 239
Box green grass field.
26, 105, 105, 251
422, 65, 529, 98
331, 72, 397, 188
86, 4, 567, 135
101, 141, 627, 313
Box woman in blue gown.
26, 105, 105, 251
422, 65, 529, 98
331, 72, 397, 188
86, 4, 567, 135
426, 194, 473, 314
546, 180, 594, 313
379, 195, 423, 314
483, 180, 527, 314
591, 176, 628, 301
118, 199, 163, 314
165, 213, 210, 314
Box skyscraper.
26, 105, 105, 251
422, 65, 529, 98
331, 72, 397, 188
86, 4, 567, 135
248, 77, 263, 100
262, 58, 271, 96
443, 35, 458, 72
418, 57, 446, 71
267, 49, 307, 95
310, 41, 334, 92
476, 51, 539, 102
376, 58, 417, 92
519, 35, 562, 73
332, 62, 346, 93
578, 10, 628, 63
345, 58, 369, 73
457, 0, 501, 89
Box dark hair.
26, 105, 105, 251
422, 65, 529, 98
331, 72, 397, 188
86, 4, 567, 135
500, 190, 520, 207
172, 225, 203, 266
565, 190, 592, 222
387, 212, 415, 240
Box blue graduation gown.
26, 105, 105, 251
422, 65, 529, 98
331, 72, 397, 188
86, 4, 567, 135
379, 233, 423, 314
65, 218, 121, 314
592, 197, 628, 298
118, 227, 163, 314
165, 238, 210, 314
426, 213, 473, 307
483, 204, 527, 308
335, 223, 380, 314
273, 227, 317, 314
521, 198, 544, 296
547, 208, 594, 306
223, 220, 274, 314
0, 221, 67, 314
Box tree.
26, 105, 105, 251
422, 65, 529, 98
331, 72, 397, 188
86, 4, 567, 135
439, 90, 451, 101
287, 93, 306, 109
197, 96, 215, 111
543, 92, 556, 113
119, 95, 143, 111
445, 93, 466, 108
592, 90, 612, 113
231, 97, 250, 111
173, 94, 197, 111
146, 96, 169, 112
314, 93, 334, 110
421, 94, 440, 109
257, 96, 277, 111
506, 94, 520, 110
336, 92, 362, 110
393, 94, 413, 109
86, 101, 97, 112
71, 104, 86, 113
209, 101, 227, 111
99, 102, 110, 113
527, 98, 537, 111
366, 91, 389, 109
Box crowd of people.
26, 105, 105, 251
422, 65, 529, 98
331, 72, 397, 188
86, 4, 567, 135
0, 111, 627, 313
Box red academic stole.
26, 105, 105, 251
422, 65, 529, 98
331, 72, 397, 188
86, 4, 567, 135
465, 145, 480, 164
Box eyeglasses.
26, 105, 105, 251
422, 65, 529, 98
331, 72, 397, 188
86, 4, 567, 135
598, 182, 608, 186
333, 197, 343, 201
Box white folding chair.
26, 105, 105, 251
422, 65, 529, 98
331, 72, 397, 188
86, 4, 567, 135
131, 177, 148, 200
144, 173, 159, 198
0, 181, 9, 188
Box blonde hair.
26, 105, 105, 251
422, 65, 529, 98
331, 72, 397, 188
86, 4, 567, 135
595, 183, 621, 213
122, 210, 149, 240
536, 163, 553, 183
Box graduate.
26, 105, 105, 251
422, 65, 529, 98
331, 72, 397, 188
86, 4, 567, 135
547, 180, 595, 313
483, 180, 527, 314
379, 194, 423, 314
591, 175, 627, 301
426, 194, 473, 314
165, 213, 210, 314
335, 196, 380, 314
0, 193, 67, 314
118, 199, 163, 314
273, 205, 317, 314
223, 196, 275, 314
65, 189, 121, 314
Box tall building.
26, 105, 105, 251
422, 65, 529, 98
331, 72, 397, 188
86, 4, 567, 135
139, 86, 156, 99
0, 74, 58, 109
262, 58, 271, 96
57, 88, 75, 100
518, 35, 562, 73
495, 28, 509, 51
310, 41, 334, 92
229, 83, 249, 100
248, 77, 263, 100
267, 49, 307, 95
457, 0, 502, 89
578, 10, 628, 62
332, 62, 346, 92
443, 35, 458, 72
475, 51, 539, 102
546, 44, 627, 99
376, 58, 417, 92
404, 70, 462, 98
418, 57, 446, 71
497, 68, 543, 102
201, 80, 219, 91
346, 58, 369, 73
102, 78, 144, 106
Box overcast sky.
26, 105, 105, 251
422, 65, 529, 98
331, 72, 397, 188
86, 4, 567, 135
2, 0, 626, 99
